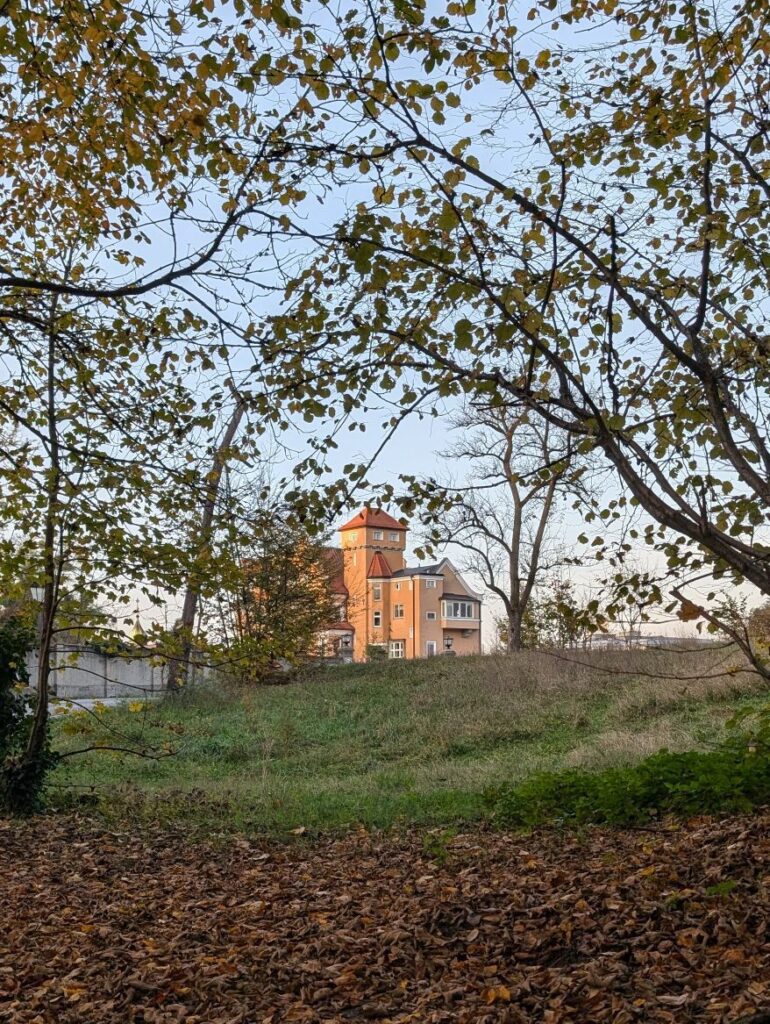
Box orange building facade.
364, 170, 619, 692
318, 508, 482, 661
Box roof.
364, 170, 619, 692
367, 552, 393, 578
442, 592, 481, 602
322, 547, 348, 596
339, 507, 406, 532
391, 564, 442, 578
322, 620, 355, 633
390, 558, 484, 599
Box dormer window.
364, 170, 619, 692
373, 530, 383, 540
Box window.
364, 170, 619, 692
389, 531, 399, 542
444, 636, 453, 650
426, 641, 437, 657
373, 584, 382, 601
389, 640, 405, 659
348, 531, 358, 543
426, 611, 436, 621
442, 600, 476, 619
393, 603, 404, 618
373, 611, 382, 627
373, 529, 383, 540
425, 579, 437, 589
394, 582, 401, 591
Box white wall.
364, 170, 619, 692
25, 645, 166, 700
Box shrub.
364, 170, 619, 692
0, 608, 53, 814
485, 741, 770, 827
0, 612, 34, 756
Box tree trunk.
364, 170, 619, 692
16, 296, 62, 808
166, 387, 245, 692
23, 554, 56, 782
507, 608, 523, 652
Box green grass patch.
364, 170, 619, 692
49, 647, 767, 834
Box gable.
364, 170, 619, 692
437, 559, 483, 601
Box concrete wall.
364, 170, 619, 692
26, 645, 167, 700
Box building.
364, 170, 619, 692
317, 507, 482, 661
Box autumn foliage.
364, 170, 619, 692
3, 813, 770, 1021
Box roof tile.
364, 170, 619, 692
339, 507, 406, 532
367, 552, 393, 578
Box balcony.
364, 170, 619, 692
440, 598, 480, 631
441, 616, 480, 631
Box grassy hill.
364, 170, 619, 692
52, 646, 767, 833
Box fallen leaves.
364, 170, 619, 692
1, 813, 770, 1021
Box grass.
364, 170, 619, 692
50, 645, 768, 834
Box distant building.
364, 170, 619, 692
317, 508, 482, 662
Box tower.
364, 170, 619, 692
338, 507, 407, 661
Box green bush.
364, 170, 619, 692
485, 742, 770, 827
0, 612, 34, 758
365, 644, 388, 662
0, 609, 52, 815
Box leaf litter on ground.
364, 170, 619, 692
1, 812, 770, 1022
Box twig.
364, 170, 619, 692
57, 745, 175, 761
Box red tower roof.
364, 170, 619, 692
339, 507, 406, 532
367, 552, 393, 578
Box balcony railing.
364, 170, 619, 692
441, 616, 480, 628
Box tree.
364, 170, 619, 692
748, 602, 770, 664
210, 514, 338, 681
0, 1, 321, 313
414, 401, 583, 650
495, 605, 541, 652
540, 579, 594, 651
268, 0, 770, 672
166, 385, 247, 693
0, 279, 235, 804
497, 577, 595, 652
0, 0, 331, 806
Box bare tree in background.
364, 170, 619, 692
417, 403, 587, 651
166, 384, 246, 693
